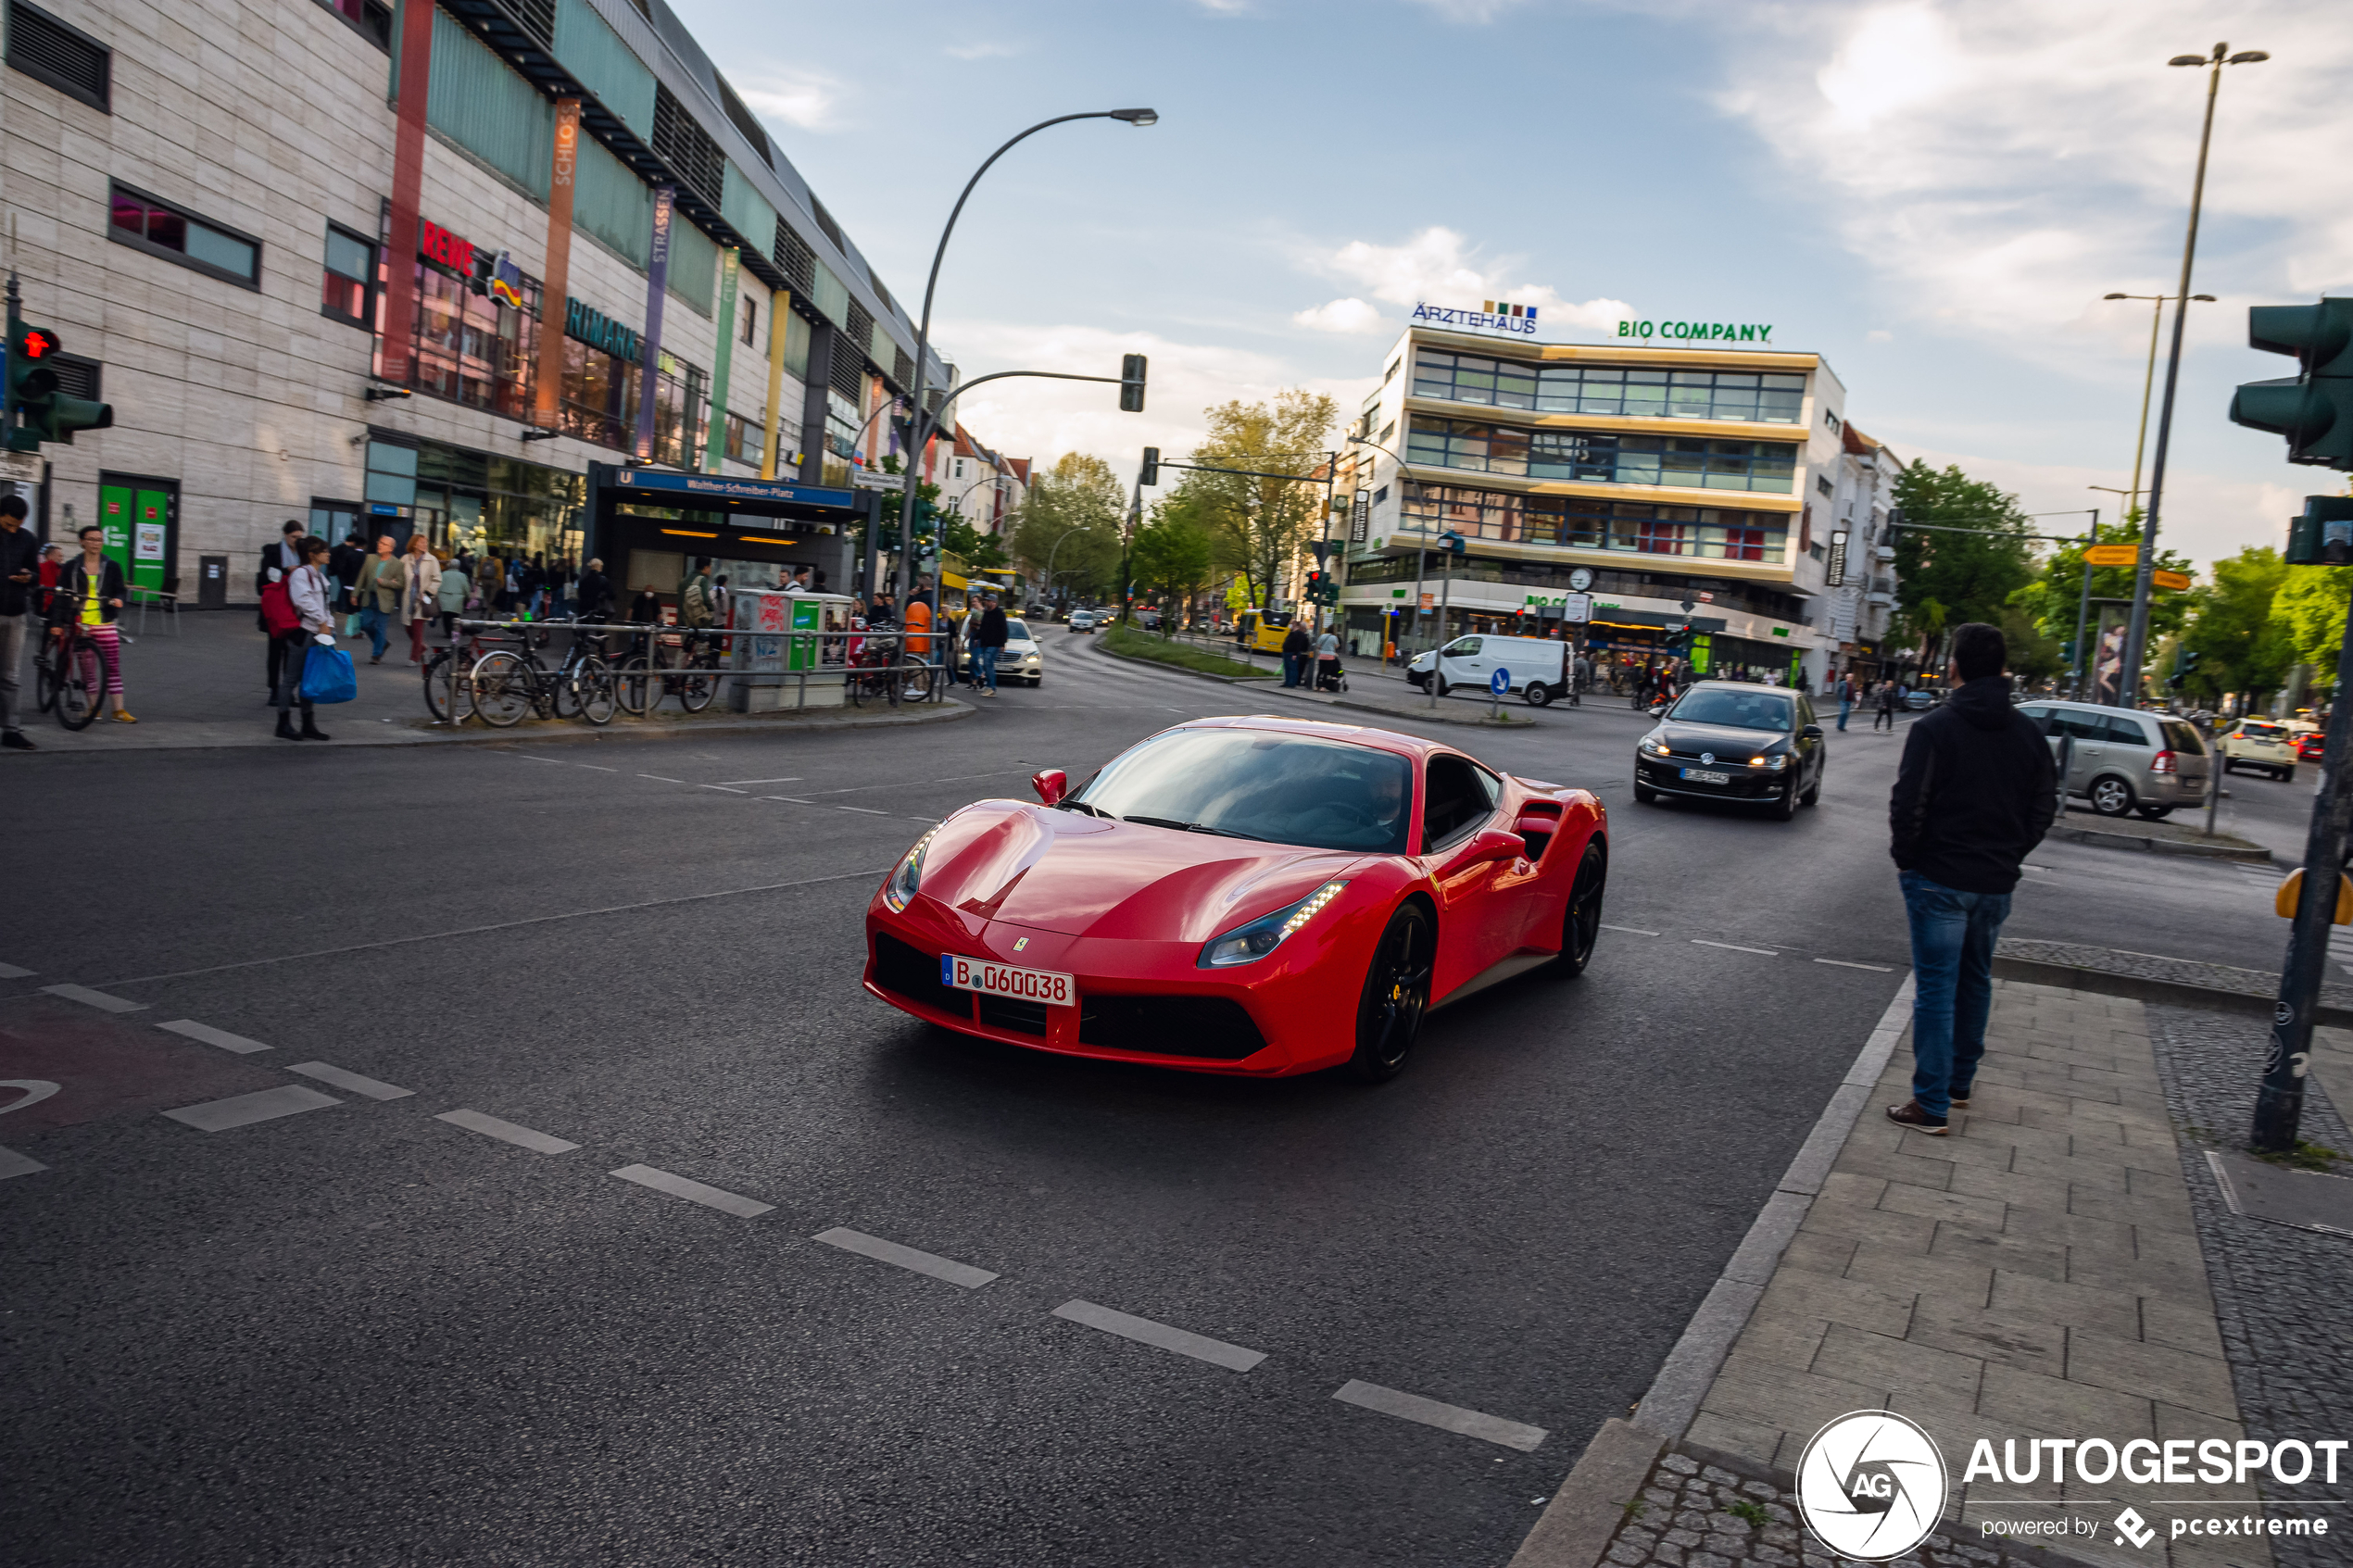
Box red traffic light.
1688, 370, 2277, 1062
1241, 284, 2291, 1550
18, 328, 58, 360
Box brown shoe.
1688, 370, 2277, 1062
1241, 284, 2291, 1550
1949, 1088, 1972, 1109
1887, 1100, 1949, 1135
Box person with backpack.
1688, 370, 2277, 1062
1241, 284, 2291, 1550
269, 536, 336, 741
258, 519, 306, 697
56, 524, 135, 723
435, 547, 469, 640
329, 531, 366, 638
354, 534, 398, 663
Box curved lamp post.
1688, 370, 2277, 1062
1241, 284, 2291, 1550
894, 109, 1158, 620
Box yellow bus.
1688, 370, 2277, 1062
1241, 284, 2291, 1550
1234, 608, 1294, 654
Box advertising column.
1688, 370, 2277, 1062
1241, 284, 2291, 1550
702, 247, 740, 473
632, 185, 675, 463
532, 98, 582, 433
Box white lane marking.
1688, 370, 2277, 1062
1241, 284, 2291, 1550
1815, 958, 1895, 972
434, 1109, 579, 1154
1600, 924, 1660, 937
102, 870, 891, 987
0, 1080, 62, 1114
0, 1145, 46, 1179
576, 764, 619, 771
636, 774, 684, 783
1050, 1299, 1266, 1372
814, 1226, 998, 1288
908, 816, 941, 823
1692, 939, 1777, 956
0, 962, 33, 979
762, 796, 814, 804
610, 1163, 774, 1218
157, 1019, 271, 1054
714, 777, 803, 786
42, 984, 147, 1013
838, 806, 890, 814
698, 785, 749, 794
1332, 1378, 1550, 1451
164, 1085, 341, 1132
513, 754, 568, 765
286, 1061, 413, 1100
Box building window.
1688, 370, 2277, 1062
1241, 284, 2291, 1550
107, 183, 259, 289
740, 296, 757, 347
321, 224, 374, 328
1400, 482, 1788, 565
1815, 473, 1833, 498
408, 259, 538, 420
6, 0, 107, 110
312, 0, 390, 49
1413, 349, 1806, 424
1823, 408, 1843, 434
1407, 417, 1797, 494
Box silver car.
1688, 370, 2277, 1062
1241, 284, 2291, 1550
2016, 700, 2211, 819
958, 616, 1044, 687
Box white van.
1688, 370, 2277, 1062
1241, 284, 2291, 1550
1405, 634, 1571, 706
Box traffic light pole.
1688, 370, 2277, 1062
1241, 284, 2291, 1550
2253, 590, 2353, 1153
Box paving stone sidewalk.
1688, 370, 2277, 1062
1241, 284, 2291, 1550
1570, 981, 2283, 1568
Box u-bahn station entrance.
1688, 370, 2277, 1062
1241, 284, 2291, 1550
585, 462, 879, 611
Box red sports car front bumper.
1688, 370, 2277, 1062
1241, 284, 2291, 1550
862, 889, 1378, 1076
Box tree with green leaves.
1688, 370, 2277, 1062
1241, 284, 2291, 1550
1007, 452, 1126, 607
2271, 562, 2353, 690
1129, 508, 1214, 637
1179, 390, 1337, 610
2179, 546, 2293, 708
1889, 463, 2038, 664
2012, 514, 2194, 671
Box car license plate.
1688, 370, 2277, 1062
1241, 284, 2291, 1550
941, 954, 1075, 1007
1680, 768, 1731, 784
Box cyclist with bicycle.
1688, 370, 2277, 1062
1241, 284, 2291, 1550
55, 525, 136, 724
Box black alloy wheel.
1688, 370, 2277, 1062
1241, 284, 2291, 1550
1545, 838, 1607, 980
1800, 758, 1823, 807
1349, 903, 1432, 1083
1768, 773, 1800, 821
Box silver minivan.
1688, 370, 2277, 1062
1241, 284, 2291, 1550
2016, 700, 2211, 819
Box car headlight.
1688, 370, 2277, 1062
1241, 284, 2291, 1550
1750, 753, 1790, 771
882, 826, 940, 913
1198, 881, 1349, 969
1640, 736, 1669, 757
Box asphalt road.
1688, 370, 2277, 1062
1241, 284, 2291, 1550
0, 645, 2303, 1566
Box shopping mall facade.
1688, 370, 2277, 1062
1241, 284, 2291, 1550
2, 0, 943, 605
1335, 324, 1897, 689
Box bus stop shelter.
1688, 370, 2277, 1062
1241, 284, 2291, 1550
585, 461, 879, 605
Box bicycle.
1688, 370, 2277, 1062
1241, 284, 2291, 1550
844, 636, 907, 709
423, 633, 486, 724
658, 627, 723, 715
469, 623, 616, 728
44, 621, 105, 731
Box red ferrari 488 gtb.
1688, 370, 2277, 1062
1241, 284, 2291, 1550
862, 715, 1607, 1080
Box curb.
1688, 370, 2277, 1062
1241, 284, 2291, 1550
1990, 954, 2353, 1029
1507, 974, 1916, 1566
2050, 821, 2271, 862
1088, 639, 1541, 729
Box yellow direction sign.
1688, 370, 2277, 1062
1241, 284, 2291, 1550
2153, 570, 2194, 591
2082, 545, 2140, 566
2275, 868, 2353, 925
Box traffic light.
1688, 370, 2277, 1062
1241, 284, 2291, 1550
2169, 649, 2201, 690
5, 320, 112, 452
2284, 495, 2353, 566
1119, 354, 1148, 413
1303, 570, 1325, 605
1139, 445, 1159, 485
2230, 298, 2353, 470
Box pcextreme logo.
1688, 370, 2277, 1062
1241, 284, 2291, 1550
1794, 1411, 1949, 1561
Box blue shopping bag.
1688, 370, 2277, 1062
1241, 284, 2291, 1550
300, 642, 359, 704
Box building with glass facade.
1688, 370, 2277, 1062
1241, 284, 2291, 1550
1338, 325, 1870, 689
3, 0, 946, 605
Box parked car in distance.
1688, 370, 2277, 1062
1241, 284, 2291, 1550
2219, 720, 2299, 781
1905, 687, 1940, 710
2018, 700, 2213, 818
1405, 634, 1572, 706
2298, 731, 2326, 762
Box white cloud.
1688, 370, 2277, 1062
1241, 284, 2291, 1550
944, 41, 1019, 60
1292, 297, 1385, 333
736, 70, 847, 132
1305, 226, 1632, 334
1404, 0, 1532, 19
1714, 1, 2353, 368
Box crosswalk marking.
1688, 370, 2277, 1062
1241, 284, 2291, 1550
157, 1019, 271, 1055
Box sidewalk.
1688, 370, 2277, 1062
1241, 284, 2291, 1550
3, 608, 968, 752
1516, 978, 2287, 1568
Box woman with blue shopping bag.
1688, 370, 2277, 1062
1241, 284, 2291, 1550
273, 537, 346, 741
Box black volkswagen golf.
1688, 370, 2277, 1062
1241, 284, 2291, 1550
1632, 680, 1827, 820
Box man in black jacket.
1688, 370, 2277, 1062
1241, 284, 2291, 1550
258, 519, 307, 698
0, 495, 40, 749
1886, 621, 2057, 1134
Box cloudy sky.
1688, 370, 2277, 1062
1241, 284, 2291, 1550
671, 0, 2353, 574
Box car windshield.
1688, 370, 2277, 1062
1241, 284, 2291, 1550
1069, 729, 1413, 853
1665, 687, 1794, 734
1004, 620, 1031, 640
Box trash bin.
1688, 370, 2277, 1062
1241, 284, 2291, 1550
198, 554, 228, 609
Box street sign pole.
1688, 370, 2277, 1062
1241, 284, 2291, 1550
2253, 591, 2353, 1153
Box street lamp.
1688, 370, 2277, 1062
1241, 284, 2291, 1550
2118, 43, 2267, 710
2098, 291, 2216, 522
1347, 433, 1421, 660
894, 110, 1160, 623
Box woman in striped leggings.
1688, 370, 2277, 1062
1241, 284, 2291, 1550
59, 525, 135, 722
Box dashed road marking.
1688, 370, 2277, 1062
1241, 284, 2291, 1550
815, 1226, 997, 1288
1600, 924, 1660, 937
838, 806, 890, 815
636, 774, 684, 783
610, 1163, 774, 1217
1051, 1299, 1265, 1372
1691, 939, 1777, 956
0, 961, 33, 979
715, 777, 803, 786
434, 1109, 579, 1154
698, 785, 748, 794
157, 1019, 271, 1054
164, 1085, 341, 1132
1332, 1378, 1548, 1451
286, 1061, 413, 1100
43, 984, 147, 1013
762, 796, 814, 804
1815, 959, 1895, 972
0, 1145, 46, 1179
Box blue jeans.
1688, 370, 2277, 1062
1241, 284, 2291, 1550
1281, 654, 1301, 687
1899, 870, 2010, 1118
359, 605, 388, 659
975, 646, 1000, 690
1837, 697, 1851, 731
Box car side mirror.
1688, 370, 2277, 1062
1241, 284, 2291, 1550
1031, 769, 1067, 807
1467, 827, 1528, 864
1802, 724, 1823, 739
1648, 704, 1667, 717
